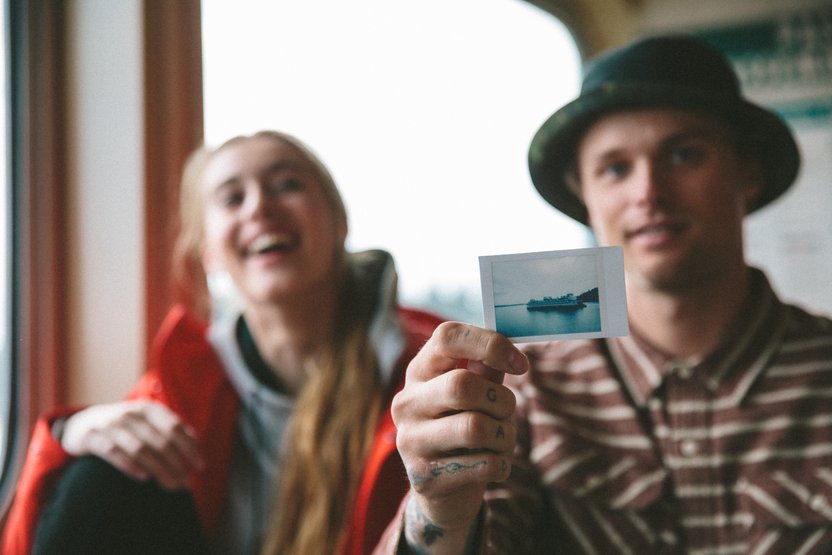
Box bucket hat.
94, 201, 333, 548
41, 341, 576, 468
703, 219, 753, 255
528, 34, 801, 224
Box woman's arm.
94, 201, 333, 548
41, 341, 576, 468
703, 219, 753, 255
60, 399, 203, 490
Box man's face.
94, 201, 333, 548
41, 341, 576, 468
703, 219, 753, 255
576, 108, 761, 293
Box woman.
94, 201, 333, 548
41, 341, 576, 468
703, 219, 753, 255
2, 131, 443, 555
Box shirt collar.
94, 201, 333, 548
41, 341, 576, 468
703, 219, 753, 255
607, 268, 789, 408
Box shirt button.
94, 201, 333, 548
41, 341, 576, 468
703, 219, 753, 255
736, 478, 749, 492
671, 363, 693, 380
679, 439, 699, 457
809, 494, 827, 512
584, 475, 603, 490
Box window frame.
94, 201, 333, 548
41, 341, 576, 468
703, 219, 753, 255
143, 0, 204, 347
0, 0, 204, 517
0, 0, 68, 517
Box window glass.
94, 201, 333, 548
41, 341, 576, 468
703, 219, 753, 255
202, 0, 588, 322
0, 0, 10, 480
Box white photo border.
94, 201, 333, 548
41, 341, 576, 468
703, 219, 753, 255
479, 246, 629, 343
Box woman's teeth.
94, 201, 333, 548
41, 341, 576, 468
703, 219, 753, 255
248, 233, 294, 254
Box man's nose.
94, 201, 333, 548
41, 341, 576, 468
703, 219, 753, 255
632, 160, 665, 207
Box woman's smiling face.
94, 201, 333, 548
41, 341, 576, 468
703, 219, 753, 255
200, 135, 347, 305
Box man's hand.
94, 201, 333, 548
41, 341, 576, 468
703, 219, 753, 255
392, 322, 529, 553
60, 400, 204, 490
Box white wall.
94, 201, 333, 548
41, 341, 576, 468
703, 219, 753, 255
65, 0, 145, 403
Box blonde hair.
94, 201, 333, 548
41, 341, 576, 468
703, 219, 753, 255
172, 131, 381, 554
262, 263, 383, 555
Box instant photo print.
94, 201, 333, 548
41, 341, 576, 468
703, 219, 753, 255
479, 246, 628, 342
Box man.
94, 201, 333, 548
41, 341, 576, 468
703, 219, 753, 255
376, 35, 832, 554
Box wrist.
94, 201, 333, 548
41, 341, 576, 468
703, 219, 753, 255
403, 495, 484, 555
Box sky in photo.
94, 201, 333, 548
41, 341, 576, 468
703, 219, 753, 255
490, 252, 598, 305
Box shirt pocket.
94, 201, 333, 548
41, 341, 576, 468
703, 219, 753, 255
546, 449, 667, 509
737, 463, 832, 552
544, 450, 684, 553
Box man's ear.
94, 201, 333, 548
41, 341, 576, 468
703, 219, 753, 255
741, 159, 764, 209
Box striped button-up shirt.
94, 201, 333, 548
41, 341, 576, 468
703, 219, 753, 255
484, 269, 832, 554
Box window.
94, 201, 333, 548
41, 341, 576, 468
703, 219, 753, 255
1, 0, 67, 513
202, 0, 588, 323
0, 0, 9, 483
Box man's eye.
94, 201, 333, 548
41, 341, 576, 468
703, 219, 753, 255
671, 146, 703, 165
603, 161, 629, 179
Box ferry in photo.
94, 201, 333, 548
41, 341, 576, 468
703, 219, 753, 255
526, 293, 586, 311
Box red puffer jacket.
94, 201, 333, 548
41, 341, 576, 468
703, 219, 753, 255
1, 304, 441, 555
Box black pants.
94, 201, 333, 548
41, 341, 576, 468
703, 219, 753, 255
33, 456, 207, 555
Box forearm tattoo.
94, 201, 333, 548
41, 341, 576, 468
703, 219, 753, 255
401, 377, 504, 552
405, 496, 443, 554
404, 496, 483, 555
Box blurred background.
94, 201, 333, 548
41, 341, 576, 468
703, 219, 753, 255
1, 0, 830, 514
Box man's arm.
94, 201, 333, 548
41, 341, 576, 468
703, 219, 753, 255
387, 322, 529, 554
